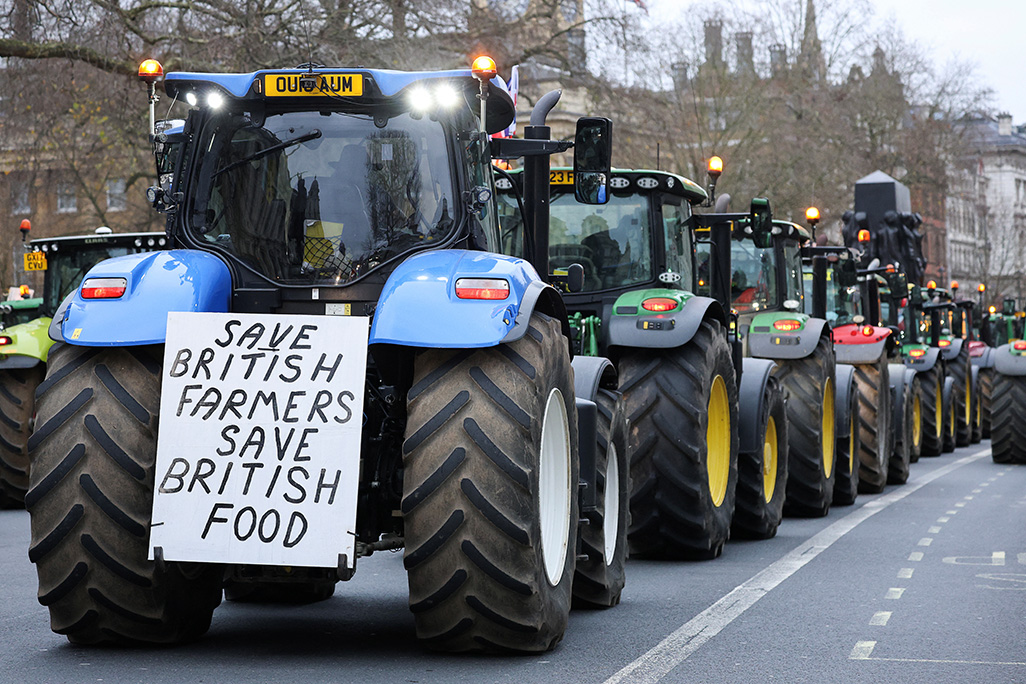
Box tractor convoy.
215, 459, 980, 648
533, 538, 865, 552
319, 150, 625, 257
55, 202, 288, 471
9, 57, 1026, 654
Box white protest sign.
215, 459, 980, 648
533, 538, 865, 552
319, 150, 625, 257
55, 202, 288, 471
150, 312, 368, 568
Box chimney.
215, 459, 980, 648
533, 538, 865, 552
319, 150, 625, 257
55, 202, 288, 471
704, 20, 723, 66
769, 44, 787, 75
998, 113, 1013, 137
736, 32, 755, 75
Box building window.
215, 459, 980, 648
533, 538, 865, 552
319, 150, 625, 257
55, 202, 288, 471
10, 179, 30, 215
57, 183, 77, 213
106, 178, 126, 212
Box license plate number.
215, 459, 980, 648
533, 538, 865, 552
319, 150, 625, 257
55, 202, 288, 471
550, 170, 574, 185
264, 73, 363, 97
23, 252, 47, 271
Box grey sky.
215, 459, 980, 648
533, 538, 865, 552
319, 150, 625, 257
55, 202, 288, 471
645, 0, 1022, 122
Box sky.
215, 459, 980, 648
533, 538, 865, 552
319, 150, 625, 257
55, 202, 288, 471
645, 0, 1026, 122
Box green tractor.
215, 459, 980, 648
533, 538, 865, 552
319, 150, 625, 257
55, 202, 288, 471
0, 229, 165, 508
498, 166, 789, 555
981, 297, 1026, 462
699, 209, 843, 517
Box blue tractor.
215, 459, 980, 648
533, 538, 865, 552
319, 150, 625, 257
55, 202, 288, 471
25, 57, 628, 652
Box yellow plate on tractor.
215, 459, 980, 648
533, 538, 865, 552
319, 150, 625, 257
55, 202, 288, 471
263, 73, 363, 97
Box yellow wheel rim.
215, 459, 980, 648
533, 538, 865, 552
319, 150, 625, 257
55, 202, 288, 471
934, 376, 942, 439
964, 371, 971, 426
822, 377, 835, 479
763, 416, 778, 503
913, 392, 922, 449
707, 374, 731, 507
848, 412, 856, 473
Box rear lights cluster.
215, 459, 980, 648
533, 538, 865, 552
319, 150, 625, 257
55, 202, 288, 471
908, 348, 926, 358
1013, 341, 1026, 351
0, 336, 12, 347
773, 319, 802, 332
641, 297, 679, 313
454, 278, 509, 300
81, 277, 127, 299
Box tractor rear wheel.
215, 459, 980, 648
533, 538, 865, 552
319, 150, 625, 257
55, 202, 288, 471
991, 373, 1026, 464
856, 356, 890, 493
26, 343, 222, 644
0, 365, 44, 508
403, 313, 579, 652
951, 348, 972, 448
980, 368, 994, 439
732, 377, 787, 538
907, 374, 923, 463
887, 378, 912, 485
777, 335, 836, 516
573, 389, 629, 608
832, 379, 860, 506
621, 320, 738, 560
942, 376, 956, 453
918, 367, 944, 457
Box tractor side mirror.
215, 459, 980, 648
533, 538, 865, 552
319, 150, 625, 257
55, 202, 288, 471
573, 117, 612, 205
749, 197, 773, 249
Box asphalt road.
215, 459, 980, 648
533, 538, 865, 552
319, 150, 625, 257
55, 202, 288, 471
3, 441, 1024, 684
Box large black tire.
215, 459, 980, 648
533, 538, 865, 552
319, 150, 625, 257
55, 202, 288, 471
777, 335, 836, 516
402, 313, 579, 652
918, 366, 944, 457
887, 378, 912, 485
980, 367, 994, 439
991, 373, 1026, 463
732, 377, 788, 538
907, 374, 923, 463
573, 389, 629, 608
970, 369, 982, 445
950, 346, 972, 447
26, 343, 223, 644
832, 378, 860, 505
942, 376, 956, 454
622, 319, 738, 560
855, 356, 890, 493
0, 365, 44, 508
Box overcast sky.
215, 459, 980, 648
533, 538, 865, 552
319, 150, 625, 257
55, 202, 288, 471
645, 0, 1024, 122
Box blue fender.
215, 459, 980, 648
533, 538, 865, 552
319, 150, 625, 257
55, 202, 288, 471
738, 357, 777, 455
58, 250, 231, 346
369, 250, 562, 348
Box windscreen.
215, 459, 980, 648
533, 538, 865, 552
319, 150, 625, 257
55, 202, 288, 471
817, 262, 860, 325
548, 191, 653, 291
730, 240, 778, 313
190, 110, 458, 286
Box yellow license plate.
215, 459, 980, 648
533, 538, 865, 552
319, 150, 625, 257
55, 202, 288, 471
264, 73, 363, 97
550, 170, 574, 185
23, 252, 47, 271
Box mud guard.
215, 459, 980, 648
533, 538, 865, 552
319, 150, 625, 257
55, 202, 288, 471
606, 296, 726, 350
835, 338, 888, 365
889, 363, 906, 449
994, 344, 1026, 376
748, 316, 829, 360
571, 356, 619, 514
738, 357, 777, 455
905, 346, 941, 372
971, 346, 995, 369
940, 338, 964, 362
369, 250, 570, 348
834, 363, 857, 441
56, 250, 231, 346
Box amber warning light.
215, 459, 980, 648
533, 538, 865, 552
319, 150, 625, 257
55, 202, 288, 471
707, 156, 723, 177
138, 59, 163, 83
978, 284, 986, 293
805, 207, 820, 224
472, 56, 497, 80
857, 229, 871, 242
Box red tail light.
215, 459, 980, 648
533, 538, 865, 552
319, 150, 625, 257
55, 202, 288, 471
454, 278, 509, 300
1014, 341, 1026, 351
81, 277, 127, 299
773, 319, 803, 332
938, 339, 951, 347
908, 348, 926, 358
641, 297, 680, 312
861, 326, 875, 336
0, 336, 12, 347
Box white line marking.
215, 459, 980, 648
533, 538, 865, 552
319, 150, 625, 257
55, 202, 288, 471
850, 641, 877, 659
965, 495, 974, 500
928, 526, 942, 534
918, 538, 933, 546
946, 510, 959, 515
898, 568, 914, 579
981, 482, 990, 487
601, 449, 990, 684
938, 517, 950, 523
885, 588, 906, 599
869, 611, 891, 626
955, 502, 967, 508
856, 655, 1026, 665
908, 552, 924, 561
972, 489, 982, 494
